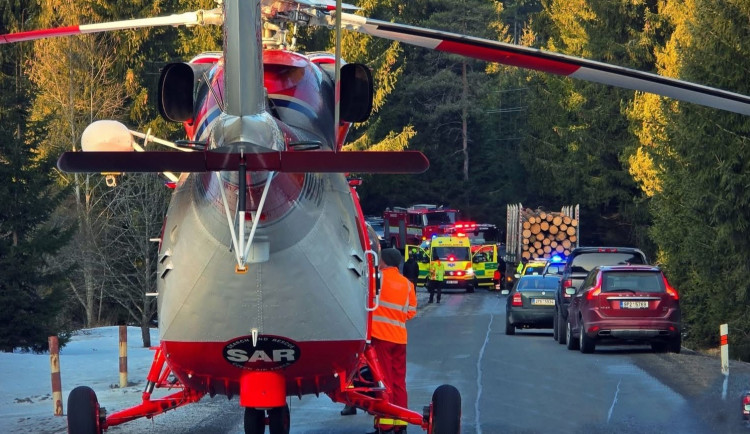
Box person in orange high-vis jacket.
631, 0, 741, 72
368, 248, 417, 434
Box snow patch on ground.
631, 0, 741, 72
0, 327, 159, 433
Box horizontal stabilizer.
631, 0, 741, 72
57, 150, 429, 174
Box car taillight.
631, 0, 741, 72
512, 292, 523, 307
586, 285, 601, 300
743, 392, 750, 417
562, 279, 573, 298
586, 275, 602, 300
493, 270, 500, 280
663, 275, 679, 300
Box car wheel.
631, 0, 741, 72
566, 320, 579, 350
557, 310, 567, 345
579, 321, 595, 354
505, 314, 515, 335
668, 334, 682, 353
552, 310, 559, 341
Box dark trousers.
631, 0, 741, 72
428, 280, 442, 302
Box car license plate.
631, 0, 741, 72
445, 280, 458, 284
621, 301, 649, 309
532, 298, 554, 306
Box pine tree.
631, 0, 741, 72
640, 0, 750, 355
520, 0, 655, 247
0, 2, 74, 352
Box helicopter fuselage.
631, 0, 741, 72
156, 49, 372, 402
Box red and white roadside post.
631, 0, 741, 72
119, 325, 128, 388
720, 324, 729, 400
49, 336, 63, 416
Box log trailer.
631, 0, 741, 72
504, 203, 580, 289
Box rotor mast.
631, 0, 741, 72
209, 0, 280, 152
224, 0, 265, 117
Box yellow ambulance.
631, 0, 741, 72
406, 235, 477, 293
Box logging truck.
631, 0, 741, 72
503, 203, 580, 289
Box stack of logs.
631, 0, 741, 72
520, 208, 578, 260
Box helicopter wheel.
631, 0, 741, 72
268, 404, 290, 434
67, 386, 102, 434
244, 407, 266, 434
428, 384, 461, 434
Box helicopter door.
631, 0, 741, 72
406, 244, 429, 287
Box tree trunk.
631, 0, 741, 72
141, 322, 151, 348
461, 60, 469, 181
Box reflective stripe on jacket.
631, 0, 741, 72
372, 267, 417, 344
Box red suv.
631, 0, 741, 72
564, 265, 681, 353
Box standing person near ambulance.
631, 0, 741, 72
428, 258, 445, 304
403, 249, 420, 288
368, 248, 417, 434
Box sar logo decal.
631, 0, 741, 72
223, 335, 301, 371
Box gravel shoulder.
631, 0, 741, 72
631, 347, 750, 433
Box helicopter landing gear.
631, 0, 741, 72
243, 405, 290, 434
244, 407, 265, 434
67, 386, 104, 434
268, 405, 290, 434
427, 384, 461, 434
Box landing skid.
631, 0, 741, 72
66, 346, 205, 433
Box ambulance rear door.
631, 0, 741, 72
406, 244, 430, 286
472, 244, 498, 288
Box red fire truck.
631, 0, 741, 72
383, 204, 460, 249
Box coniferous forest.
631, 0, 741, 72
2, 0, 750, 359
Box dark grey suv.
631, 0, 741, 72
553, 247, 648, 344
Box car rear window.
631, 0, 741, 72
570, 252, 646, 274
602, 271, 664, 293
517, 276, 560, 291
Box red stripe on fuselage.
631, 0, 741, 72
161, 339, 365, 398
435, 40, 579, 76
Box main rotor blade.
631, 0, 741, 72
57, 150, 429, 174
0, 9, 222, 44
340, 13, 750, 116
292, 0, 359, 10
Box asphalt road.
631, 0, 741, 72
105, 287, 748, 433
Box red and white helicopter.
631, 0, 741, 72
3, 1, 750, 433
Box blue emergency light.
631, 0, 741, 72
551, 254, 564, 263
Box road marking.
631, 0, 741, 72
607, 378, 622, 423
475, 295, 501, 434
